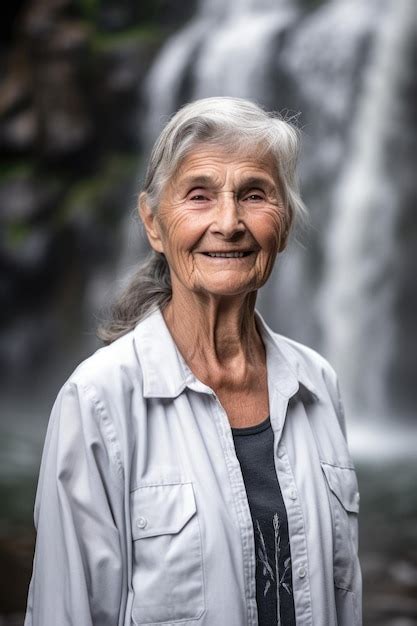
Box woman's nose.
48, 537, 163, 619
211, 192, 245, 238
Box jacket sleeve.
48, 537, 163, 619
24, 380, 127, 626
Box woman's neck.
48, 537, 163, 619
162, 287, 265, 387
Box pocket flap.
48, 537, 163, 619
131, 482, 197, 540
321, 462, 360, 514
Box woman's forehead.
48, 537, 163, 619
174, 144, 277, 181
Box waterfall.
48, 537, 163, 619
318, 0, 416, 417
143, 18, 210, 145
137, 0, 416, 419
192, 6, 296, 101
144, 0, 297, 143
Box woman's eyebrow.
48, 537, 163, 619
181, 174, 218, 189
239, 176, 276, 190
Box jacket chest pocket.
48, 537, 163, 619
320, 462, 360, 593
130, 481, 205, 625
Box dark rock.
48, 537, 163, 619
42, 20, 90, 58
95, 38, 157, 94
0, 0, 26, 46
41, 108, 93, 157
96, 0, 198, 32
0, 174, 64, 223
92, 33, 162, 151
138, 0, 198, 29
0, 533, 34, 615
97, 3, 138, 32
36, 60, 94, 158
0, 109, 37, 153
0, 226, 56, 325
1, 228, 52, 271
0, 73, 31, 118
19, 0, 73, 42
0, 613, 25, 625
0, 311, 62, 379
0, 0, 170, 379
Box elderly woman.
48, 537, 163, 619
24, 97, 361, 626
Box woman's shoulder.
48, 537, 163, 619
66, 326, 144, 399
274, 331, 337, 378
258, 310, 337, 379
264, 326, 344, 418
46, 328, 146, 460
259, 326, 352, 461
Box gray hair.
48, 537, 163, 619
98, 97, 307, 344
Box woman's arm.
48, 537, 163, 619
24, 381, 127, 626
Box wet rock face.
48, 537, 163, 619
0, 0, 196, 380
1, 12, 95, 161
0, 172, 68, 310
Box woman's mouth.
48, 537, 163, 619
201, 251, 253, 258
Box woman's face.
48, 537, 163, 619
140, 145, 291, 299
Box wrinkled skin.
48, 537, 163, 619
140, 145, 291, 300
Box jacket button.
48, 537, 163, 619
298, 566, 306, 579
289, 488, 297, 500
136, 516, 147, 529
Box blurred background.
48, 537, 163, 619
0, 0, 416, 623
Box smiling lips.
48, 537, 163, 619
201, 251, 253, 258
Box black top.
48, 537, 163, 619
232, 416, 296, 626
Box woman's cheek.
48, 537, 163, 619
158, 214, 189, 250
253, 210, 285, 249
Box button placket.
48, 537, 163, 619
210, 394, 258, 626
273, 441, 314, 625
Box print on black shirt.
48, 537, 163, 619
255, 513, 292, 622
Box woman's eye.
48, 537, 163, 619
188, 189, 211, 202
243, 193, 264, 202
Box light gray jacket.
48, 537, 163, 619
24, 307, 362, 626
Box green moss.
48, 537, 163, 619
92, 25, 162, 52
58, 152, 138, 226
58, 179, 101, 225
5, 223, 31, 247
105, 152, 138, 178
0, 161, 34, 180
75, 0, 100, 21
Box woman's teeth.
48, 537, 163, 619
205, 252, 249, 258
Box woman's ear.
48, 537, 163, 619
138, 192, 164, 254
278, 207, 294, 253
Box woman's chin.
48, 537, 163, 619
192, 280, 259, 298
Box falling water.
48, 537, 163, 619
192, 4, 296, 101
318, 0, 416, 417
144, 0, 297, 144
134, 0, 417, 422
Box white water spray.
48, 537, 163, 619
318, 0, 416, 416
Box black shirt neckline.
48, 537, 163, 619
231, 415, 271, 436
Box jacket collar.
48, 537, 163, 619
134, 306, 319, 401
255, 309, 319, 401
